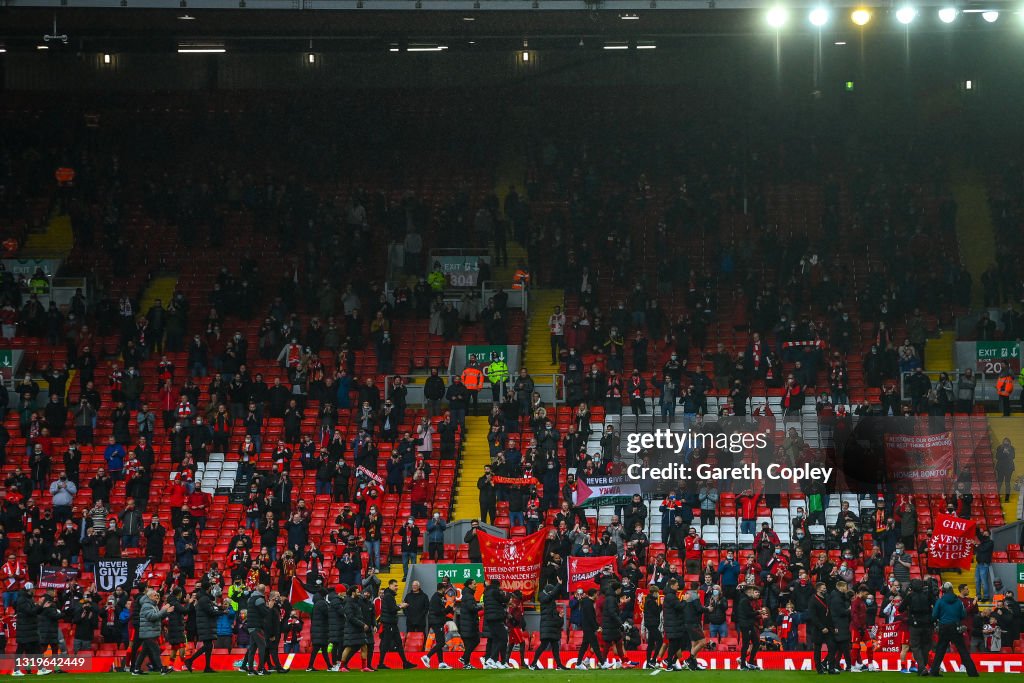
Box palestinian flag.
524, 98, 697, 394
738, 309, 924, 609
289, 577, 314, 613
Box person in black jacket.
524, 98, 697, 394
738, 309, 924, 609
736, 583, 764, 671
681, 587, 709, 670
264, 591, 286, 674
464, 520, 482, 564
458, 579, 481, 670
483, 580, 509, 667
242, 584, 271, 674
15, 584, 40, 672
165, 587, 187, 671
829, 581, 854, 672
339, 585, 371, 671
643, 586, 665, 668
71, 599, 98, 654
600, 581, 630, 668
662, 578, 688, 671
422, 583, 451, 669
36, 591, 62, 661
326, 587, 346, 669
184, 582, 221, 673
378, 580, 415, 670
810, 581, 837, 674
305, 590, 331, 671
575, 587, 605, 669
531, 579, 567, 669
403, 580, 429, 643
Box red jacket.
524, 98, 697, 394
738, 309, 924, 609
738, 493, 761, 521
851, 595, 868, 631
684, 535, 706, 563
187, 490, 211, 516
168, 480, 187, 507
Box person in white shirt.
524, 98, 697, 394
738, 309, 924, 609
548, 306, 566, 364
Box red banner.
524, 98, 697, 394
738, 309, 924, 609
566, 556, 617, 594
927, 513, 977, 569
875, 623, 903, 653
476, 528, 547, 596
491, 475, 538, 487
884, 432, 954, 484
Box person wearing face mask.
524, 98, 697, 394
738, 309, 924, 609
718, 551, 740, 601
810, 581, 838, 674
705, 584, 729, 643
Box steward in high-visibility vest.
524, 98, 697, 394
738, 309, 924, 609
427, 265, 446, 292
997, 371, 1015, 416
486, 356, 509, 403
462, 358, 484, 415
512, 267, 530, 290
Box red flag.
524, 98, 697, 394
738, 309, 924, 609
566, 556, 617, 594
927, 513, 976, 570
476, 528, 547, 597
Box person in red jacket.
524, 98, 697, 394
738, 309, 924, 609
409, 471, 430, 520
187, 487, 212, 531
158, 380, 177, 431
738, 488, 762, 535
168, 478, 187, 528
683, 528, 706, 575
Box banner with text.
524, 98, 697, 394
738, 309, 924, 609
94, 559, 152, 592
476, 528, 547, 596
927, 513, 977, 570
883, 432, 954, 489
567, 556, 618, 594
38, 565, 81, 590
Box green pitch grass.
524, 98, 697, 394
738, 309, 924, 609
45, 672, 1024, 683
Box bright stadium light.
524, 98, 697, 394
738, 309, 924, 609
937, 7, 958, 22
766, 5, 789, 28
982, 10, 999, 22
895, 6, 918, 24
851, 8, 872, 25
809, 6, 830, 26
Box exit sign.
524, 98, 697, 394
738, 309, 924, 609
976, 342, 1020, 375
0, 350, 11, 380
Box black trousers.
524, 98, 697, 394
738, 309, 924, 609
132, 637, 163, 673
427, 624, 446, 663
909, 624, 933, 672
647, 629, 662, 662
813, 635, 837, 671
930, 624, 978, 676
308, 643, 331, 670
577, 630, 604, 664
834, 638, 853, 669
379, 623, 410, 665
186, 639, 214, 670
266, 636, 283, 670
740, 625, 760, 664
486, 622, 507, 662
533, 637, 564, 667
461, 632, 480, 664
243, 628, 268, 671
